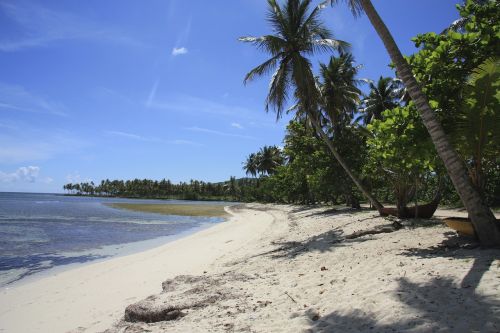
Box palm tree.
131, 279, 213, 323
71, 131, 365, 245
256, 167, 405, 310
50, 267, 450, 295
243, 153, 259, 177
319, 53, 362, 134
240, 0, 384, 211
258, 145, 284, 175
452, 57, 500, 198
358, 76, 404, 125
329, 0, 499, 245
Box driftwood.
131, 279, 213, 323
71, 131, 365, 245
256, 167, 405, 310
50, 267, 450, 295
345, 222, 402, 239
125, 303, 185, 323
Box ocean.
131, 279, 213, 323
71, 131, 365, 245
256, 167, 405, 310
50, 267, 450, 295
0, 192, 227, 287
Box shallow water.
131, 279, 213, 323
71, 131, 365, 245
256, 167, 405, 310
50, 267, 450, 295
0, 192, 227, 286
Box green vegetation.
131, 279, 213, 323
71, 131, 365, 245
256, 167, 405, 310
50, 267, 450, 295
63, 177, 256, 202
107, 203, 228, 217
239, 0, 500, 245
64, 0, 500, 245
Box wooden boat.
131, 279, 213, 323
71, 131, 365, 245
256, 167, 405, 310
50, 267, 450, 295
443, 217, 476, 237
380, 189, 441, 219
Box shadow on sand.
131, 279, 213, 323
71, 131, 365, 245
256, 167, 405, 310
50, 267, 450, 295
307, 231, 500, 332
308, 273, 500, 332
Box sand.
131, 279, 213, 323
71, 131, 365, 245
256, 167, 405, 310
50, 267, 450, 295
1, 204, 499, 333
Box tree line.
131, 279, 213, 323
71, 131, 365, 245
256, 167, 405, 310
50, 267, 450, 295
63, 177, 261, 201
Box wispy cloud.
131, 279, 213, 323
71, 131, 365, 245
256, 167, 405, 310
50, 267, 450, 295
186, 126, 255, 140
0, 82, 67, 116
0, 166, 40, 183
231, 122, 243, 129
0, 1, 144, 52
105, 130, 201, 146
172, 47, 188, 56
0, 127, 88, 163
148, 93, 251, 118
65, 171, 92, 184
105, 130, 150, 141
146, 79, 160, 108
146, 93, 281, 130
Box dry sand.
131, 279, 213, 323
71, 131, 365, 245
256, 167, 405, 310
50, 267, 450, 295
1, 204, 499, 333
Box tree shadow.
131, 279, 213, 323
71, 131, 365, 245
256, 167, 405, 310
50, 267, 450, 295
289, 205, 322, 214
308, 275, 500, 332
400, 232, 483, 259
303, 207, 373, 218
252, 228, 372, 260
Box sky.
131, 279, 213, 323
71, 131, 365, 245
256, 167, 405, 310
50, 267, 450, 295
0, 0, 461, 193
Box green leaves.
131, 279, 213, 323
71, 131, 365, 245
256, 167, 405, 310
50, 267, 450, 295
364, 104, 437, 187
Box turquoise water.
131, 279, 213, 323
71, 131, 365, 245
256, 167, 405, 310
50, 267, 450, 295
0, 192, 227, 286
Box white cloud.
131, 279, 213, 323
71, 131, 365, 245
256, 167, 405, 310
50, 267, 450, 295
186, 126, 255, 140
231, 122, 243, 129
105, 130, 149, 141
105, 130, 201, 146
0, 126, 88, 163
146, 79, 160, 108
65, 172, 91, 184
172, 47, 188, 56
42, 177, 54, 184
0, 82, 67, 116
0, 1, 144, 52
0, 166, 40, 183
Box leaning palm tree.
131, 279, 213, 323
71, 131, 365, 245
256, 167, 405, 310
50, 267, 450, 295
358, 76, 404, 125
240, 0, 384, 211
329, 0, 499, 245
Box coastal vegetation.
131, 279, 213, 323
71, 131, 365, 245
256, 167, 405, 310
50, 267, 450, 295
239, 0, 499, 245
63, 177, 254, 201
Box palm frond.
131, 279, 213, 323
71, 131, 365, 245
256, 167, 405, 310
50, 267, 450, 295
243, 53, 282, 84
328, 0, 364, 17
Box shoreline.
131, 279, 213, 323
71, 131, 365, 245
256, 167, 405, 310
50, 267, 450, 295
0, 204, 275, 333
2, 219, 220, 289
1, 204, 499, 332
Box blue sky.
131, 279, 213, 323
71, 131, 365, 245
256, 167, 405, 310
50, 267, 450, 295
0, 0, 460, 193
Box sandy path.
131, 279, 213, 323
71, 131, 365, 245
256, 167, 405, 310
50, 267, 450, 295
0, 205, 275, 333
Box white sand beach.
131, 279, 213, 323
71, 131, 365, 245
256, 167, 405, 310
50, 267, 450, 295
1, 204, 499, 333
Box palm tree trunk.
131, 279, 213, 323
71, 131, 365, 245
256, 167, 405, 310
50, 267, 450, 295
309, 114, 384, 212
360, 0, 500, 246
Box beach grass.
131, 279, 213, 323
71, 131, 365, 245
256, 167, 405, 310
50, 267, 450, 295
107, 203, 229, 217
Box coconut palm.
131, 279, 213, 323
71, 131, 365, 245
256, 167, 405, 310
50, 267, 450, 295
240, 0, 384, 211
358, 76, 404, 125
258, 145, 284, 175
243, 153, 260, 177
329, 0, 499, 245
319, 53, 363, 134
453, 57, 500, 198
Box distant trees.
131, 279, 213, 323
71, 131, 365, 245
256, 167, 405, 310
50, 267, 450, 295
63, 177, 257, 201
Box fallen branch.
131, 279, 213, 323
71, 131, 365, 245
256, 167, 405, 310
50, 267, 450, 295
345, 222, 402, 240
